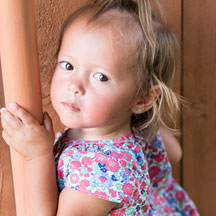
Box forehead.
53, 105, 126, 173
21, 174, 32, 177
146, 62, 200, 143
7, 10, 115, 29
60, 16, 131, 66
64, 16, 128, 49
61, 8, 141, 53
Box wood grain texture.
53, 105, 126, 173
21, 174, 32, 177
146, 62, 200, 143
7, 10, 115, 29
163, 0, 182, 183
183, 0, 216, 214
0, 0, 44, 214
0, 65, 16, 216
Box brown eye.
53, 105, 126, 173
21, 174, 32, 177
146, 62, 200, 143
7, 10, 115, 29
60, 62, 74, 70
94, 73, 109, 82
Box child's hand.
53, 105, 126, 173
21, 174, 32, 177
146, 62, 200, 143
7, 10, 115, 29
0, 103, 55, 161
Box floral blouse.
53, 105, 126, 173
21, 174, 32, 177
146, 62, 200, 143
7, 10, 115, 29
53, 130, 199, 215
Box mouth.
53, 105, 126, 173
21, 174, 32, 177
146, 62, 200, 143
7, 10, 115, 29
62, 102, 80, 112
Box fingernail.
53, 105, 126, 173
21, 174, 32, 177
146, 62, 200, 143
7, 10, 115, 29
10, 102, 17, 110
0, 107, 7, 113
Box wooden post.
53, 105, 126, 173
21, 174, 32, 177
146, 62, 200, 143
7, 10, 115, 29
0, 0, 42, 215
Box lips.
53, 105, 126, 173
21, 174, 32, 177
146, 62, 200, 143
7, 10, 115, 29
62, 102, 80, 112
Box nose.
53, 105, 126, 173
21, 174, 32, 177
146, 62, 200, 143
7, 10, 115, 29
67, 77, 85, 95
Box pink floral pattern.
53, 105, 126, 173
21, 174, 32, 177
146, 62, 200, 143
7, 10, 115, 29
54, 131, 150, 215
146, 133, 199, 215
54, 130, 199, 215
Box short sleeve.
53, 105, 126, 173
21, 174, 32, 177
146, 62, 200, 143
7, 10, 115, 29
61, 148, 150, 206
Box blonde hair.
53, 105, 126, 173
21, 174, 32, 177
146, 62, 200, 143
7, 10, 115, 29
55, 0, 180, 140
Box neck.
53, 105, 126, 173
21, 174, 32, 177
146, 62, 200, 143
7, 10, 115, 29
67, 121, 132, 141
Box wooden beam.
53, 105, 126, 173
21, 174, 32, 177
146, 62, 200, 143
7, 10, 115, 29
0, 0, 42, 215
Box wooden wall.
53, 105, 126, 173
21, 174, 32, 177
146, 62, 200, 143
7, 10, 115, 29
183, 0, 216, 214
0, 0, 216, 215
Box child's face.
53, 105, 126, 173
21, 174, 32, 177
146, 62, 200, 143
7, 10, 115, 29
50, 19, 139, 136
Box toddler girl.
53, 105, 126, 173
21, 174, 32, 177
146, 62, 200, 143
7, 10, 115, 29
1, 0, 199, 215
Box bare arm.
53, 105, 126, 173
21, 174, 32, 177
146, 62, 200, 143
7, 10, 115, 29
24, 155, 58, 216
159, 126, 182, 166
57, 187, 121, 216
1, 105, 58, 215
1, 105, 120, 215
25, 159, 120, 216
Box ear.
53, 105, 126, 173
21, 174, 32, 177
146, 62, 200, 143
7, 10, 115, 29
131, 85, 161, 114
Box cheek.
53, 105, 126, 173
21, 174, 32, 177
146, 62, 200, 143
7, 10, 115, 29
85, 94, 131, 120
50, 78, 63, 107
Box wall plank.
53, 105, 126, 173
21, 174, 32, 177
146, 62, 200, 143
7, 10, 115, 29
183, 0, 216, 214
163, 0, 182, 183
0, 64, 16, 215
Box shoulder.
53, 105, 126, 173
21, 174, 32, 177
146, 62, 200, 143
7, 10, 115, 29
56, 135, 150, 204
55, 134, 151, 214
146, 132, 168, 158
146, 132, 172, 184
147, 132, 168, 162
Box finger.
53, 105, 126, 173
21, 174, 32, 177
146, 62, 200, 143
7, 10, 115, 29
0, 107, 7, 114
0, 108, 22, 129
9, 103, 38, 126
43, 112, 54, 134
